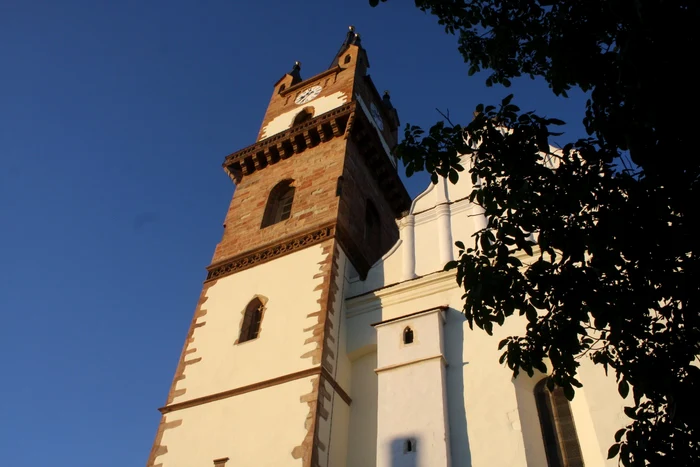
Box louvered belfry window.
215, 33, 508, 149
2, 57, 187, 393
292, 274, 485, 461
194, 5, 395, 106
239, 298, 264, 343
261, 180, 295, 228
535, 379, 585, 467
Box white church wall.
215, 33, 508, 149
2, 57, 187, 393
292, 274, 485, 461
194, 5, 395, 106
344, 157, 628, 466
155, 376, 314, 467
577, 358, 630, 465
375, 308, 451, 467
346, 351, 379, 467
172, 243, 327, 403
328, 394, 351, 467
376, 359, 450, 467
317, 246, 352, 467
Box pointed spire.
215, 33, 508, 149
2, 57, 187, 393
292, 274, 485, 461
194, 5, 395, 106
382, 90, 394, 110
329, 26, 362, 69
290, 61, 302, 85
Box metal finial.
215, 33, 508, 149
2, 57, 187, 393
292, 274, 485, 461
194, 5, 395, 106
384, 90, 390, 97
349, 25, 355, 32
294, 61, 301, 68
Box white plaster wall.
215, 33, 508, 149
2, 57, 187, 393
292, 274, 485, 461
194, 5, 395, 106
346, 352, 378, 467
318, 247, 351, 467
374, 309, 451, 467
260, 91, 348, 140
375, 310, 445, 370
329, 395, 351, 467
156, 376, 314, 467
174, 244, 328, 403
376, 360, 451, 467
344, 164, 629, 466
578, 358, 630, 465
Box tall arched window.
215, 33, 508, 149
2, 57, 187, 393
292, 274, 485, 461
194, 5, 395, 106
534, 379, 585, 467
238, 297, 265, 343
364, 200, 381, 246
261, 180, 295, 228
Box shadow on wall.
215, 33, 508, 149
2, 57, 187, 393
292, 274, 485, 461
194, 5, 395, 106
390, 436, 418, 467
444, 309, 473, 466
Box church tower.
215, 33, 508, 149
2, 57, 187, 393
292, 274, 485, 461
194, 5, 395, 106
147, 27, 410, 467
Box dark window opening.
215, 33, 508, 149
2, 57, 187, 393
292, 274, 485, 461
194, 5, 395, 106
335, 176, 344, 197
239, 298, 264, 343
535, 379, 585, 467
364, 200, 381, 246
261, 180, 295, 228
279, 84, 286, 94
405, 439, 414, 453
403, 327, 414, 345
293, 108, 313, 126
344, 54, 352, 64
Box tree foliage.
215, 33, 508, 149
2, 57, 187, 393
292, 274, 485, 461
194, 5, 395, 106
370, 0, 700, 465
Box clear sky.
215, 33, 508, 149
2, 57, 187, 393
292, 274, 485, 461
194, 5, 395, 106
0, 1, 588, 465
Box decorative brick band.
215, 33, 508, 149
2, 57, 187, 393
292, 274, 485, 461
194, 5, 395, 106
158, 365, 350, 415
206, 225, 336, 281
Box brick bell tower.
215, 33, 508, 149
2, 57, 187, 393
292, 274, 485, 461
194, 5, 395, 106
147, 27, 410, 467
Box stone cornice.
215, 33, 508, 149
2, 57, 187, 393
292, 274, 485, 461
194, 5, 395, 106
206, 224, 335, 281
346, 270, 458, 318
374, 355, 448, 374
223, 102, 355, 183
159, 365, 351, 415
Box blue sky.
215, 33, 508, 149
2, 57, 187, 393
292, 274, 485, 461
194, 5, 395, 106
0, 1, 588, 465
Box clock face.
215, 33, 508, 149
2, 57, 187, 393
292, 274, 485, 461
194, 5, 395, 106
295, 86, 322, 105
370, 102, 384, 131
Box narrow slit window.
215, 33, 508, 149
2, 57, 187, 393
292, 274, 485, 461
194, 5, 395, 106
534, 379, 585, 467
404, 439, 415, 453
344, 54, 352, 64
261, 180, 295, 228
239, 298, 265, 343
403, 327, 414, 345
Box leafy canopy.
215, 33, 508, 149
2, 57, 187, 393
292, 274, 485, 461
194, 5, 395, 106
370, 0, 700, 465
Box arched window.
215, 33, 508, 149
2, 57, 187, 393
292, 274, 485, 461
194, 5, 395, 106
534, 379, 584, 467
344, 54, 352, 64
403, 326, 414, 345
261, 180, 295, 228
292, 107, 314, 126
364, 200, 381, 246
239, 297, 265, 343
